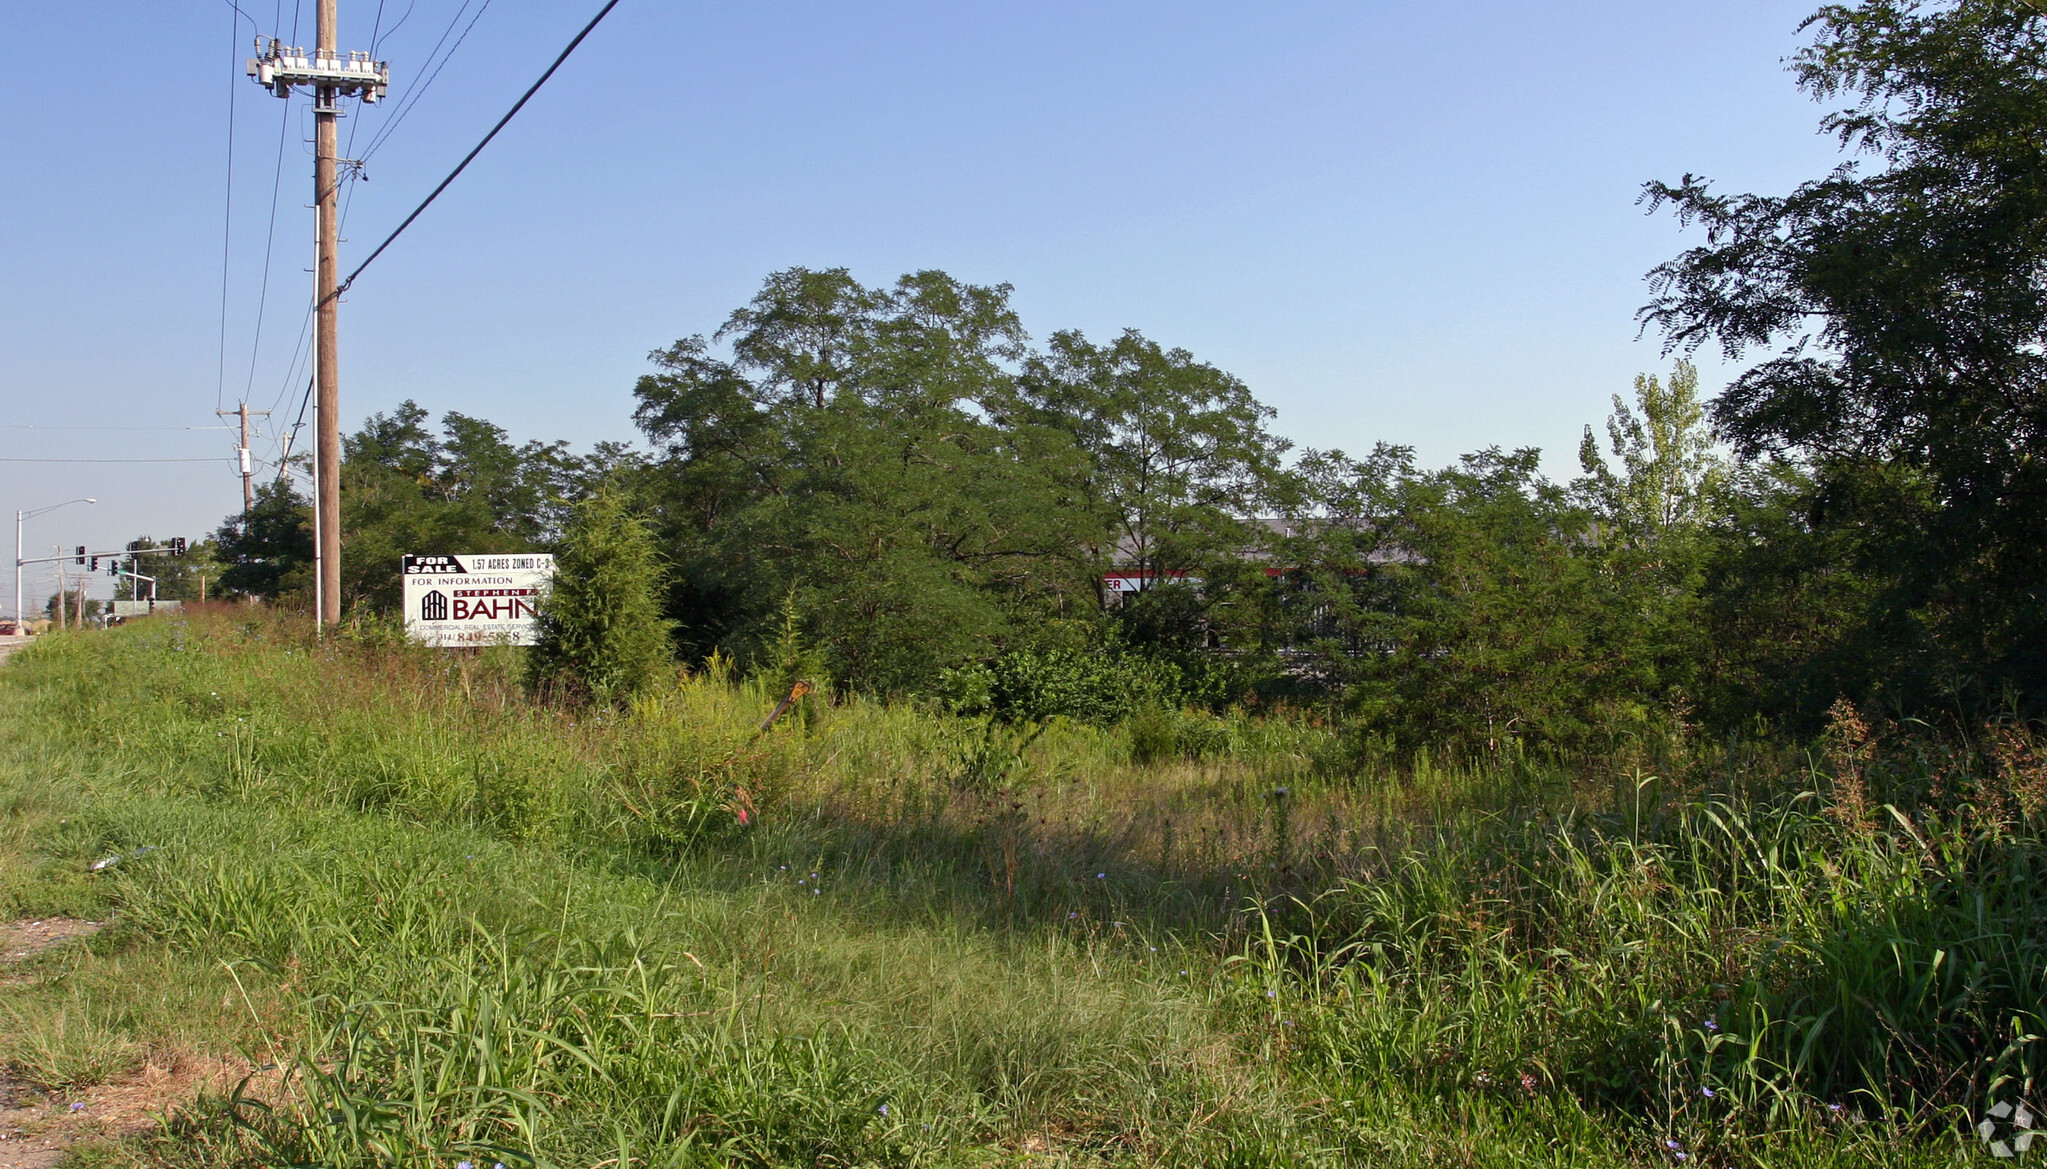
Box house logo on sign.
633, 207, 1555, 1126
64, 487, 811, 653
420, 590, 449, 621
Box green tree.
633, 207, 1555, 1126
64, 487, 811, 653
1015, 328, 1289, 635
337, 401, 592, 614
634, 267, 1097, 694
116, 535, 219, 602
1692, 459, 1893, 728
44, 588, 98, 623
1577, 360, 1724, 547
1644, 0, 2047, 714
527, 488, 674, 707
212, 480, 314, 601
1257, 443, 1672, 754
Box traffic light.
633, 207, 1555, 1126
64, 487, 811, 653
75, 546, 85, 566
107, 557, 119, 578
171, 537, 188, 557
89, 557, 98, 571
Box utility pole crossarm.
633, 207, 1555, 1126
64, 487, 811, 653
246, 38, 388, 102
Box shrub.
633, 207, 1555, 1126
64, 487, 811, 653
945, 645, 1186, 726
527, 489, 674, 707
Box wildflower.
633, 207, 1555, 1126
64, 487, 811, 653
1266, 990, 1275, 998
1700, 1086, 1715, 1098
736, 807, 750, 826
1828, 1103, 1843, 1113
1665, 1140, 1680, 1151
68, 1103, 84, 1112
1703, 1019, 1718, 1032
457, 1162, 473, 1169
877, 1104, 889, 1116
1096, 872, 1106, 879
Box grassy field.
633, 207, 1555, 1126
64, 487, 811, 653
0, 612, 2035, 1167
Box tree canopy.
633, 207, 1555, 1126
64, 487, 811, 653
1644, 0, 2047, 712
206, 0, 2047, 752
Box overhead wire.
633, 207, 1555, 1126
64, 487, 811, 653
220, 0, 298, 451
241, 88, 294, 404
214, 0, 241, 412
361, 1, 495, 165
262, 303, 315, 471
248, 0, 620, 478
333, 0, 493, 328
335, 0, 411, 237
218, 1, 262, 32
359, 0, 494, 165
278, 368, 317, 482
373, 0, 419, 54
333, 0, 623, 303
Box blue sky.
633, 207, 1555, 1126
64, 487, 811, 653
2, 1, 1844, 609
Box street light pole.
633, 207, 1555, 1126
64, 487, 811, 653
14, 498, 96, 624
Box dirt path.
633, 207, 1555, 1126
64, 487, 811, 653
0, 921, 102, 1169
0, 920, 101, 967
0, 919, 274, 1169
0, 1081, 77, 1169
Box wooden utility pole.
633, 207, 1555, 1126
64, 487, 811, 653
247, 8, 385, 631
314, 0, 342, 629
218, 402, 272, 517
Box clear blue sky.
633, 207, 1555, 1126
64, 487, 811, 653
2, 1, 1843, 610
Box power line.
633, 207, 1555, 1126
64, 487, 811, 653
215, 0, 240, 412
334, 0, 622, 302
360, 0, 495, 165
0, 425, 232, 432
359, 0, 487, 163
373, 0, 419, 54
242, 93, 294, 403
263, 299, 315, 428
277, 368, 316, 482
218, 1, 261, 33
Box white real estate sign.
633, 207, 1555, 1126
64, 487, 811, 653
401, 554, 554, 647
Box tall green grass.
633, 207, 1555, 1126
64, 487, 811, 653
0, 611, 2031, 1166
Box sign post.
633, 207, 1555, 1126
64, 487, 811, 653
401, 554, 554, 647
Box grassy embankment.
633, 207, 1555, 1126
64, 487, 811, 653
0, 610, 2038, 1167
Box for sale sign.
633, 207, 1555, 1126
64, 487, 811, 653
401, 554, 554, 647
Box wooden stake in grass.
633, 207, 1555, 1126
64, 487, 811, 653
756, 680, 813, 736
